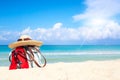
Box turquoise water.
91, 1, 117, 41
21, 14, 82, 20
0, 45, 120, 66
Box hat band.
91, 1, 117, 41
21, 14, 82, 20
17, 38, 31, 41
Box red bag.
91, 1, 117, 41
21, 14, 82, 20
9, 46, 29, 70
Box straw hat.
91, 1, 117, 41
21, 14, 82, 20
9, 35, 43, 49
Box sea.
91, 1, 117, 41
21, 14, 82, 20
0, 45, 120, 66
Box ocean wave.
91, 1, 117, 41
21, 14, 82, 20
42, 51, 120, 56
0, 58, 8, 60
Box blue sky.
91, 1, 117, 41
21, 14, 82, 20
0, 0, 120, 45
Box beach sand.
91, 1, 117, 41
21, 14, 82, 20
1, 60, 120, 80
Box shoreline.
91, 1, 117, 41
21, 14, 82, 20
1, 59, 120, 80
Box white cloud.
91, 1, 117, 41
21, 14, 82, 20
1, 0, 120, 44
21, 27, 32, 35
73, 0, 120, 31
53, 23, 62, 30
72, 0, 120, 41
73, 0, 120, 21
0, 31, 20, 42
1, 22, 120, 44
19, 23, 82, 41
18, 22, 120, 43
81, 20, 120, 40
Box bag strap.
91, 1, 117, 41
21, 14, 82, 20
24, 46, 47, 68
34, 47, 47, 68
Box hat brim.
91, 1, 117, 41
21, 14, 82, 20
9, 40, 43, 49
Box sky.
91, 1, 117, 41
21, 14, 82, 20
0, 0, 120, 45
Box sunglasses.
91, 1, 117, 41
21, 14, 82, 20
17, 38, 31, 41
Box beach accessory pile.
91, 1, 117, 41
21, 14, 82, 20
9, 46, 47, 69
9, 35, 46, 69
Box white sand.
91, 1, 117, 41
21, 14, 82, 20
1, 59, 120, 80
